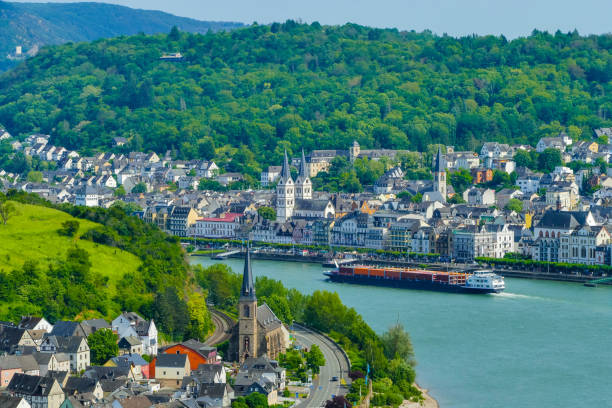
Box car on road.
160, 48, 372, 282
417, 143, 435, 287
331, 376, 339, 381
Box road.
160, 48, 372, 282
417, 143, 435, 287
204, 309, 234, 346
292, 324, 350, 408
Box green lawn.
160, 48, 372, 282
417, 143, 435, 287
0, 202, 141, 298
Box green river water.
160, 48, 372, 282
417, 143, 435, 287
190, 256, 612, 408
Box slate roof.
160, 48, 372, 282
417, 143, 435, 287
190, 364, 224, 383
64, 376, 99, 395
119, 336, 142, 347
156, 353, 188, 368
18, 316, 44, 330
537, 210, 591, 230
0, 326, 27, 352
80, 319, 110, 336
111, 354, 148, 367
240, 246, 256, 301
294, 199, 330, 212
84, 365, 130, 380
53, 336, 87, 353
198, 383, 228, 399
0, 395, 27, 408
50, 321, 85, 337
256, 303, 282, 331
7, 373, 58, 396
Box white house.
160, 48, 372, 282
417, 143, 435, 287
74, 185, 99, 207
463, 187, 495, 205
112, 312, 158, 355
197, 161, 219, 179
261, 166, 282, 187
192, 213, 242, 238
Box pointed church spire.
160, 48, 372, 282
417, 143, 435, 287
281, 149, 291, 181
434, 146, 443, 172
299, 149, 307, 178
241, 244, 256, 300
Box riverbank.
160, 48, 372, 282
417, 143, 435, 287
400, 384, 439, 408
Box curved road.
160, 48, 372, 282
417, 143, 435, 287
292, 324, 351, 408
205, 309, 235, 346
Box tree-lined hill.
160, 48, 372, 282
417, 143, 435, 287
0, 1, 243, 70
2, 22, 612, 179
0, 192, 213, 340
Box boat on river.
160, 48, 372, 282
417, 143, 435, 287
324, 265, 505, 294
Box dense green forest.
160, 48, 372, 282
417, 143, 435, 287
0, 191, 213, 341
0, 1, 243, 71
1, 22, 612, 179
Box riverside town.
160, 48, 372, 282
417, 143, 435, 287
0, 5, 611, 408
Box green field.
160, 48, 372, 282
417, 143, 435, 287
0, 201, 141, 298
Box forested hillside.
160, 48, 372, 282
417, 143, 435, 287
0, 1, 243, 71
2, 22, 612, 178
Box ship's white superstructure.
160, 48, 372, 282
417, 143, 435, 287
464, 270, 505, 292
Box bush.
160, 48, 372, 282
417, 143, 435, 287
58, 220, 79, 237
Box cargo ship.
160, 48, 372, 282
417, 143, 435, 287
324, 265, 505, 294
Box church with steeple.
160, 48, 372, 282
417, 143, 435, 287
229, 246, 289, 363
276, 150, 295, 223
433, 146, 447, 202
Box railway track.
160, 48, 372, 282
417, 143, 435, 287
205, 309, 235, 346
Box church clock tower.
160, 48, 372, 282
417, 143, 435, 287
238, 245, 257, 363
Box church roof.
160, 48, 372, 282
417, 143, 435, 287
434, 146, 444, 172
256, 303, 282, 331
240, 246, 256, 301
298, 149, 308, 179
280, 150, 291, 181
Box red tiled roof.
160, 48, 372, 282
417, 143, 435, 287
198, 213, 242, 222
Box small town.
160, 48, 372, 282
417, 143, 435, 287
2, 3, 612, 407
3, 126, 612, 274
0, 249, 348, 408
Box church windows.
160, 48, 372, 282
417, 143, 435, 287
244, 305, 250, 318
244, 336, 250, 352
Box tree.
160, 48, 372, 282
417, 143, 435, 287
513, 150, 535, 169
185, 291, 214, 340
505, 198, 523, 213
245, 392, 268, 408
325, 395, 352, 408
448, 194, 465, 204
114, 185, 126, 197
257, 206, 276, 221
26, 170, 43, 183
168, 25, 181, 41
152, 287, 189, 340
305, 344, 326, 374
88, 328, 119, 365
199, 178, 226, 191
381, 323, 416, 366
449, 170, 473, 194
410, 192, 422, 203
537, 148, 563, 173
59, 220, 79, 237
131, 182, 147, 194
0, 198, 16, 225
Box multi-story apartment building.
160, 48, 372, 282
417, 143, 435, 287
453, 224, 514, 261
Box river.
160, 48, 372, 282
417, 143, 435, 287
190, 256, 612, 408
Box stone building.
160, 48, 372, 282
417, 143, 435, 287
229, 247, 289, 363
